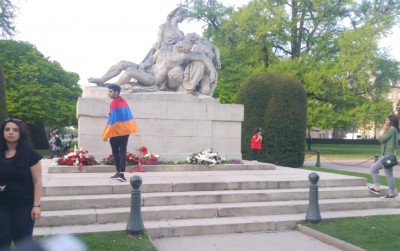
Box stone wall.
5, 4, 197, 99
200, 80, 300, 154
77, 87, 244, 161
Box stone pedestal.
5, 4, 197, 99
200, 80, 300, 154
77, 86, 244, 161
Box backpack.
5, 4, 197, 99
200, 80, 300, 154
55, 136, 61, 146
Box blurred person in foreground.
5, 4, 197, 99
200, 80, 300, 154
0, 118, 42, 249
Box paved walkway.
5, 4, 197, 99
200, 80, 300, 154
152, 231, 343, 251
303, 155, 400, 178
39, 158, 366, 251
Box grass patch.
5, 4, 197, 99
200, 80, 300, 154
301, 166, 400, 251
37, 140, 78, 158
302, 215, 400, 251
306, 143, 380, 159
36, 231, 156, 251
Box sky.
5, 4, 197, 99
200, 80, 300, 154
11, 0, 400, 87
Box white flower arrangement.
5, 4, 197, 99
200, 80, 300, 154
187, 149, 226, 166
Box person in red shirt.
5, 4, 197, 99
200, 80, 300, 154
250, 127, 263, 162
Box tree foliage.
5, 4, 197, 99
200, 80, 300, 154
0, 40, 82, 128
186, 0, 400, 130
0, 0, 17, 38
0, 0, 17, 121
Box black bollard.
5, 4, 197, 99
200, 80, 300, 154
126, 175, 144, 235
306, 172, 321, 223
374, 154, 379, 162
316, 150, 321, 167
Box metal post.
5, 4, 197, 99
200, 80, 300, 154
306, 172, 321, 223
126, 175, 144, 235
374, 154, 379, 162
316, 150, 321, 167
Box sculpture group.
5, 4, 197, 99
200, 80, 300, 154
88, 7, 221, 97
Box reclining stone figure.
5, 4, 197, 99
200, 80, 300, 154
88, 33, 217, 95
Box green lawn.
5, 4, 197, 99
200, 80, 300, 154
37, 140, 78, 158
302, 166, 400, 251
302, 215, 400, 251
307, 143, 381, 158
78, 231, 156, 251
36, 231, 157, 251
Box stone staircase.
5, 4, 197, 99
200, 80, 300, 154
34, 164, 400, 238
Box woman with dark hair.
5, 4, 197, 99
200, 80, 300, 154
0, 118, 43, 249
369, 114, 399, 199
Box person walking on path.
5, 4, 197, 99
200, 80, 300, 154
306, 134, 312, 151
369, 114, 399, 198
0, 118, 43, 249
48, 132, 56, 159
102, 85, 139, 182
250, 127, 263, 162
53, 131, 62, 157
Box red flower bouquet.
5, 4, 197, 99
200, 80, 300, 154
138, 146, 159, 165
101, 152, 140, 165
56, 146, 98, 171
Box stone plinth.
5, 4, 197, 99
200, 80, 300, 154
77, 87, 244, 161
48, 163, 276, 173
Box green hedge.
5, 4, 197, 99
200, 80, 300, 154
236, 73, 307, 167
28, 121, 50, 149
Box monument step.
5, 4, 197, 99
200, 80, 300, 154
48, 163, 275, 173
33, 208, 400, 237
34, 197, 400, 227
40, 186, 369, 211
43, 177, 367, 196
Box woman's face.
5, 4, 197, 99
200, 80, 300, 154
3, 122, 20, 143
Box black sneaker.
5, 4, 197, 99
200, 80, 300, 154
368, 187, 380, 195
110, 172, 119, 179
381, 194, 396, 199
117, 173, 126, 182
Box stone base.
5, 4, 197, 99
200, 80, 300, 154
77, 87, 244, 161
48, 163, 276, 173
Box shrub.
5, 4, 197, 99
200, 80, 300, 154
236, 73, 307, 167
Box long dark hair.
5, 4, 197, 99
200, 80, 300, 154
0, 118, 35, 167
388, 114, 400, 133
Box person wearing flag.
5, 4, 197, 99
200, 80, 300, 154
102, 84, 138, 182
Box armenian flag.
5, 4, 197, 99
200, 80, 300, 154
102, 97, 138, 139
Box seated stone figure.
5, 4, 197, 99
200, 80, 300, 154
182, 36, 221, 96
140, 6, 188, 69
88, 33, 217, 94
146, 32, 220, 95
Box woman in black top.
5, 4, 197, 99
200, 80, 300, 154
0, 118, 42, 249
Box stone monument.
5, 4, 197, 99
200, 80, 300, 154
79, 7, 243, 161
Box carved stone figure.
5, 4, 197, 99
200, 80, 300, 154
88, 33, 217, 94
183, 36, 221, 96
88, 7, 220, 97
